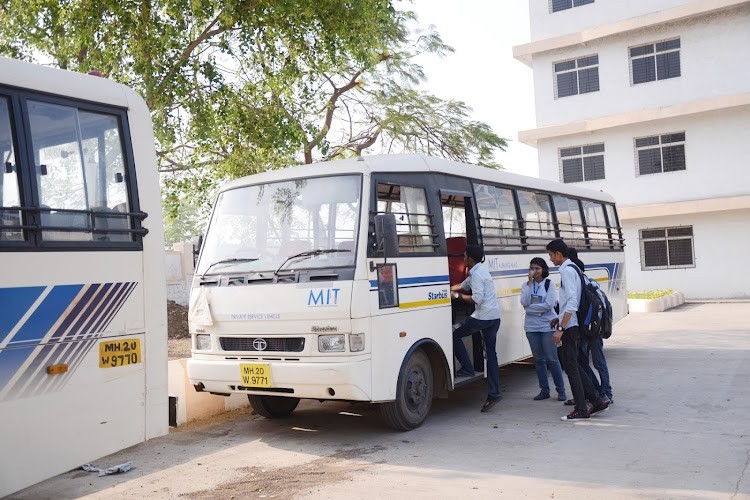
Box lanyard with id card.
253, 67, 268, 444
531, 280, 543, 304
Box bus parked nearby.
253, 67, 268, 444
0, 57, 167, 496
187, 154, 626, 430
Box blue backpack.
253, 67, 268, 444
570, 265, 613, 339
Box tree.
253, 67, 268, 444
0, 1, 507, 244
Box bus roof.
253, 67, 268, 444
221, 154, 618, 204
0, 56, 148, 115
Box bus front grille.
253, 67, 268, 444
219, 337, 305, 352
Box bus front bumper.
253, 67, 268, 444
186, 357, 372, 401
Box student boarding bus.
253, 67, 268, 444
0, 57, 167, 496
187, 154, 626, 430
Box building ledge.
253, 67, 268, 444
512, 0, 750, 66
619, 195, 750, 220
518, 92, 750, 147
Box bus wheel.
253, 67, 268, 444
248, 395, 300, 418
380, 348, 433, 431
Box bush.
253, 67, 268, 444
627, 289, 674, 299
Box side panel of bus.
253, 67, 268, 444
0, 72, 167, 497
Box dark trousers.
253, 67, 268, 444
560, 326, 601, 411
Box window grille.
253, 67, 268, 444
635, 132, 686, 176
640, 226, 694, 269
554, 55, 599, 98
559, 143, 605, 183
630, 38, 681, 85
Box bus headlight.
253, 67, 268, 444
195, 334, 211, 351
349, 333, 365, 352
318, 334, 345, 352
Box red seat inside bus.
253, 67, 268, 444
446, 236, 467, 286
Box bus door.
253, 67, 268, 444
368, 174, 451, 397
435, 180, 484, 381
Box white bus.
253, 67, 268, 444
0, 57, 167, 496
187, 154, 626, 430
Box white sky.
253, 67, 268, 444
409, 0, 539, 177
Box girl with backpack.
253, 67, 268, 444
520, 257, 567, 402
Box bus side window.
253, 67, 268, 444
27, 100, 133, 243
376, 183, 435, 254
517, 190, 555, 251
472, 182, 522, 251
0, 96, 23, 242
552, 195, 585, 248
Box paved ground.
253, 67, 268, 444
9, 303, 750, 500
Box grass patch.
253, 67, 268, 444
628, 289, 674, 299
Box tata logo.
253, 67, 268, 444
308, 288, 340, 307
252, 338, 268, 351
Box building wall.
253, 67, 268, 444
529, 0, 698, 39
622, 209, 750, 298
536, 106, 750, 205
518, 1, 750, 299
530, 5, 750, 126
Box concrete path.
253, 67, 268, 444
9, 303, 750, 499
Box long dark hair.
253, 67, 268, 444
568, 248, 585, 271
530, 257, 550, 279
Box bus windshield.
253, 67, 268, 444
197, 174, 361, 275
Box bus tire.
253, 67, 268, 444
380, 348, 433, 431
248, 395, 300, 418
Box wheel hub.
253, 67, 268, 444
405, 368, 427, 409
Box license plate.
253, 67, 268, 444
99, 338, 142, 368
239, 363, 272, 388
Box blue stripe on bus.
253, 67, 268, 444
369, 274, 449, 288
48, 284, 101, 343
367, 264, 619, 292
7, 285, 83, 347
0, 282, 138, 400
0, 286, 46, 345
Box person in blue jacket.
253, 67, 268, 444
520, 257, 567, 402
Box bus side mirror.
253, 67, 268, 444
374, 214, 398, 258
191, 234, 203, 267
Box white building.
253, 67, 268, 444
513, 0, 750, 299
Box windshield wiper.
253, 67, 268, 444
274, 248, 350, 276
201, 258, 260, 278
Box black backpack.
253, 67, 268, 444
569, 264, 612, 339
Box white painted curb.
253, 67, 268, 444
167, 359, 249, 426
628, 291, 685, 313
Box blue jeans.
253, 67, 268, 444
526, 331, 566, 396
453, 316, 501, 399
579, 335, 612, 399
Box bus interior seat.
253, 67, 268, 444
41, 209, 90, 241
93, 205, 130, 242
446, 236, 467, 286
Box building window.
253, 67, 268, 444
640, 226, 694, 270
559, 143, 605, 183
554, 55, 599, 98
630, 38, 681, 85
550, 0, 594, 13
635, 132, 686, 176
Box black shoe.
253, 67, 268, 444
589, 398, 609, 415
533, 391, 550, 401
606, 396, 613, 405
557, 393, 567, 402
481, 396, 502, 412
561, 409, 590, 420
456, 368, 475, 377
564, 399, 576, 406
